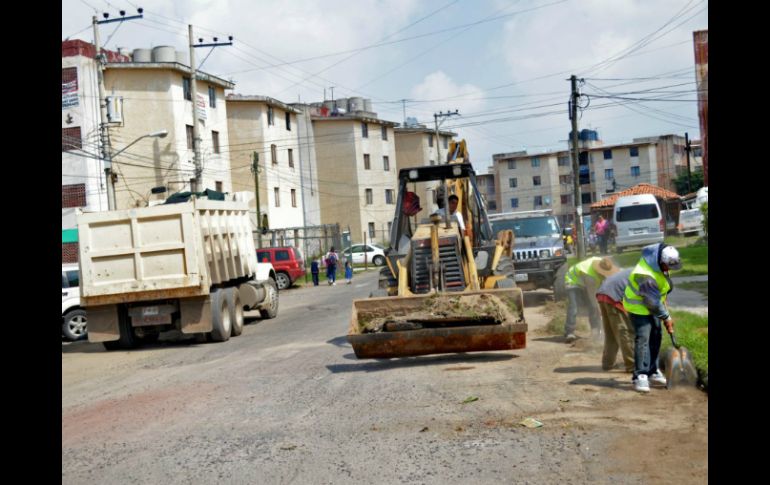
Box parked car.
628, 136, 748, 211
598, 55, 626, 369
257, 246, 305, 290
679, 208, 704, 236
612, 194, 665, 252
342, 244, 387, 266
62, 264, 87, 341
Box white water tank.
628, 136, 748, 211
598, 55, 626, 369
335, 98, 348, 111
152, 46, 176, 62
348, 97, 364, 112
175, 51, 188, 65
364, 99, 373, 112
132, 48, 152, 62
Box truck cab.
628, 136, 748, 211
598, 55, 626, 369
488, 210, 567, 293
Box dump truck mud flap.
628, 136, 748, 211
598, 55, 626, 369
85, 304, 120, 343
348, 288, 527, 359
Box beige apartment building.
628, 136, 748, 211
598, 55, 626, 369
394, 125, 456, 214
226, 95, 306, 231
311, 106, 399, 246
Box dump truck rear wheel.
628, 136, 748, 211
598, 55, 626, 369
229, 287, 244, 337
259, 278, 279, 319
210, 288, 232, 342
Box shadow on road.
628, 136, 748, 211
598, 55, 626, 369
532, 336, 568, 344
553, 365, 606, 374
326, 335, 351, 348
568, 376, 630, 390
62, 333, 204, 354
523, 291, 553, 308
326, 352, 518, 373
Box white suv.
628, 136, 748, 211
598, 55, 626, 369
62, 264, 87, 341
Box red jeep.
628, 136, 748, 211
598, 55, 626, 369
257, 247, 305, 290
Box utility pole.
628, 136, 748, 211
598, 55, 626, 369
684, 132, 693, 193
569, 75, 586, 259
251, 151, 262, 248
399, 99, 411, 125
434, 110, 459, 229
188, 27, 233, 192
92, 8, 144, 210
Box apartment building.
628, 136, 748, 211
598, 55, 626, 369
394, 122, 456, 214
226, 95, 307, 231
310, 99, 399, 245
476, 169, 497, 213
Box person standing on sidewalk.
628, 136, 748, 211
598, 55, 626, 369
622, 243, 682, 393
345, 259, 353, 285
563, 256, 620, 343
595, 215, 609, 255
325, 247, 339, 286
596, 268, 636, 372
310, 258, 320, 286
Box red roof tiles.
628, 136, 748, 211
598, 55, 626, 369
591, 183, 681, 208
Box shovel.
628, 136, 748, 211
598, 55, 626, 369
660, 330, 698, 389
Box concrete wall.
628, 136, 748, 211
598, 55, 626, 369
293, 105, 321, 226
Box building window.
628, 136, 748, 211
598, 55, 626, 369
274, 187, 280, 207
362, 122, 368, 138
385, 189, 394, 204
62, 127, 82, 151
581, 192, 592, 204
509, 178, 518, 188
208, 86, 216, 108
383, 156, 390, 171
381, 125, 388, 140
271, 144, 278, 164
559, 174, 572, 185
183, 77, 192, 101
590, 171, 595, 182
531, 157, 540, 168
285, 112, 291, 131
430, 160, 435, 166
364, 154, 371, 170
387, 222, 392, 236
288, 149, 294, 168
365, 188, 373, 205
267, 105, 274, 125
62, 67, 78, 85
630, 146, 639, 157
62, 184, 86, 208
212, 131, 220, 154
291, 189, 297, 207
186, 125, 194, 150
557, 155, 570, 166
533, 196, 543, 207
561, 194, 572, 205
631, 166, 640, 177
215, 181, 223, 192
368, 222, 376, 239
510, 198, 519, 209
507, 160, 516, 170
428, 134, 434, 147
488, 200, 497, 211
603, 149, 612, 160
604, 168, 614, 180
533, 176, 542, 186
443, 136, 448, 149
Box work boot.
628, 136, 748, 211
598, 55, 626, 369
565, 334, 577, 343
649, 370, 667, 386
633, 375, 650, 393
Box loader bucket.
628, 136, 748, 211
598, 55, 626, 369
347, 288, 527, 359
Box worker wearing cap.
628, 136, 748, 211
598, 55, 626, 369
622, 243, 682, 393
563, 256, 620, 343
596, 268, 635, 372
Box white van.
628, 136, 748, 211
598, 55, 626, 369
613, 194, 665, 251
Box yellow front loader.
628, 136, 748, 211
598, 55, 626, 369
347, 141, 527, 358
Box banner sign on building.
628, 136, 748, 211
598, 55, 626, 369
62, 80, 78, 109
196, 94, 207, 121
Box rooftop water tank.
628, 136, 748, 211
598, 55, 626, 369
348, 97, 364, 112
175, 51, 188, 65
132, 48, 152, 62
335, 97, 348, 111
152, 46, 176, 63
363, 99, 372, 112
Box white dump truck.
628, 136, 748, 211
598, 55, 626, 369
77, 198, 279, 350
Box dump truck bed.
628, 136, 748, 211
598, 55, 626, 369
77, 199, 258, 306
348, 288, 527, 359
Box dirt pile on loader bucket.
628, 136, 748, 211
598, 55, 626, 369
348, 288, 527, 359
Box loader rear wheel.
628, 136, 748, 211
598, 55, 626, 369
229, 287, 244, 337
103, 306, 138, 351
210, 288, 232, 342
494, 255, 517, 288
259, 278, 279, 319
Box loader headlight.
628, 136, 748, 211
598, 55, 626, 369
409, 169, 419, 180
452, 166, 462, 176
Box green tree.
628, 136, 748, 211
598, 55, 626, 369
673, 169, 704, 195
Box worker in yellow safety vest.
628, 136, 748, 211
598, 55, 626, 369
563, 256, 619, 343
622, 243, 682, 393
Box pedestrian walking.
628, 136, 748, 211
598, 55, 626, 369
595, 268, 636, 372
345, 259, 353, 284
622, 243, 682, 393
325, 247, 339, 286
310, 258, 320, 286
595, 215, 609, 255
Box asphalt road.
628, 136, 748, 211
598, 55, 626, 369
62, 272, 707, 484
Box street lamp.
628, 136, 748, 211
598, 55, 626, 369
105, 129, 168, 210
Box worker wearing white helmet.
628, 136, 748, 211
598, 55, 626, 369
622, 243, 682, 393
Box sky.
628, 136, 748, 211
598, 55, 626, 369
62, 0, 708, 173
